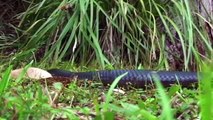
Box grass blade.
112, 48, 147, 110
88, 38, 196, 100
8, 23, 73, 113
0, 65, 12, 96
200, 63, 213, 120
153, 75, 174, 120
103, 72, 128, 112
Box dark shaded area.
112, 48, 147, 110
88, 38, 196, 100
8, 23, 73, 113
0, 0, 28, 35
0, 0, 30, 65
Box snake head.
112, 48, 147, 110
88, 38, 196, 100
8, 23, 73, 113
47, 69, 73, 78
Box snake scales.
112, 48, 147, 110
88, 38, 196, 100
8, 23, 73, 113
47, 69, 199, 88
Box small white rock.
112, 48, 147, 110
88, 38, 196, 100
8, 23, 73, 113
113, 88, 125, 94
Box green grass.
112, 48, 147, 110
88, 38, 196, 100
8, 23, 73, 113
0, 0, 212, 119
0, 64, 212, 119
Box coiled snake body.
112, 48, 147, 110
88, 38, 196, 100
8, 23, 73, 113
47, 69, 199, 88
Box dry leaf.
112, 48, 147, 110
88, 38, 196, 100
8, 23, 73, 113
11, 67, 52, 79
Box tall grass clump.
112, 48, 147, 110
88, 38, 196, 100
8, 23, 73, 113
0, 0, 210, 70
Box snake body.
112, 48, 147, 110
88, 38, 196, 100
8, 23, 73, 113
47, 69, 199, 88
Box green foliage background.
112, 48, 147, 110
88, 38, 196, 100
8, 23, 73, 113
0, 0, 212, 119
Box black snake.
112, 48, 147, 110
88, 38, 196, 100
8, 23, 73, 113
47, 69, 200, 88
